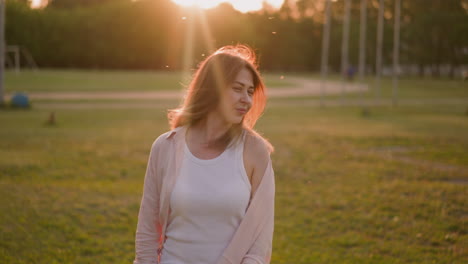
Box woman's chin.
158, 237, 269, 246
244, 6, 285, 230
227, 119, 242, 125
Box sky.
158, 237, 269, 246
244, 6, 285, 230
30, 0, 286, 13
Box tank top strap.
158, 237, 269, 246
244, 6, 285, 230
234, 129, 247, 161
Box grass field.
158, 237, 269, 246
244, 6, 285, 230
1, 70, 467, 263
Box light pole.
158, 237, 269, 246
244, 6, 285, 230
341, 0, 351, 103
393, 0, 401, 107
320, 0, 332, 107
375, 0, 384, 100
0, 0, 5, 105
358, 0, 367, 81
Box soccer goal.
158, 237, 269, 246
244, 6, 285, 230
5, 45, 38, 72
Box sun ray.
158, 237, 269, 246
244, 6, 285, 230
197, 9, 226, 99
181, 11, 196, 82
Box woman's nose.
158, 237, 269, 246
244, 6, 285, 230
240, 91, 252, 104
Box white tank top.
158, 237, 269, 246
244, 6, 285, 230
160, 130, 251, 264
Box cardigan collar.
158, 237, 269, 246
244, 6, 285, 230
164, 126, 184, 140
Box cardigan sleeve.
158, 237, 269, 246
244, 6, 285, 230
218, 159, 275, 264
134, 139, 163, 264
241, 211, 274, 264
241, 160, 275, 264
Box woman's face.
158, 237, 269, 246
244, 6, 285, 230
218, 67, 255, 125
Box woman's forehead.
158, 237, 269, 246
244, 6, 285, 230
233, 68, 254, 88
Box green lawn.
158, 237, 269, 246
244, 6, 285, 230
1, 72, 467, 263
4, 69, 189, 92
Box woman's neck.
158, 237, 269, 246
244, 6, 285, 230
190, 114, 231, 148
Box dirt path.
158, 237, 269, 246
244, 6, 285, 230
31, 98, 468, 109
7, 77, 468, 109
6, 77, 368, 100
268, 77, 367, 97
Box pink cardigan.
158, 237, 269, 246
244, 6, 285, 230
134, 126, 275, 264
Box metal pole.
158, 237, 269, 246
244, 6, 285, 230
375, 0, 384, 100
393, 0, 401, 107
13, 46, 20, 74
341, 0, 351, 104
358, 0, 367, 80
0, 0, 5, 105
320, 0, 332, 107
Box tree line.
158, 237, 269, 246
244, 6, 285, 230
5, 0, 468, 77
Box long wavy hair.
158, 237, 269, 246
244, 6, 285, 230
168, 45, 271, 150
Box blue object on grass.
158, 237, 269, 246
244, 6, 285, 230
11, 93, 30, 108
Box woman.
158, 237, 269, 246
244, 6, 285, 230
134, 45, 275, 264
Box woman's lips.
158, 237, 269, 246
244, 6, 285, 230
236, 108, 247, 115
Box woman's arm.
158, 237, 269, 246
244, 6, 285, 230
242, 134, 275, 264
134, 139, 163, 264
244, 133, 270, 196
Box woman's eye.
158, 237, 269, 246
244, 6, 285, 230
248, 90, 254, 96
233, 87, 242, 91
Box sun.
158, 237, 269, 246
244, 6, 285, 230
172, 0, 284, 13
30, 0, 46, 8
172, 0, 222, 9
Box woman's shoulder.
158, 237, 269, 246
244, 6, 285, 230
243, 129, 273, 193
243, 129, 273, 174
243, 129, 274, 155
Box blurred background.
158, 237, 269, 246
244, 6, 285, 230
0, 0, 467, 263
3, 0, 468, 74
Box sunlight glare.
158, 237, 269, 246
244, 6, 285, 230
172, 0, 285, 12
172, 0, 223, 9
231, 1, 262, 13
265, 0, 284, 9
30, 0, 44, 8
